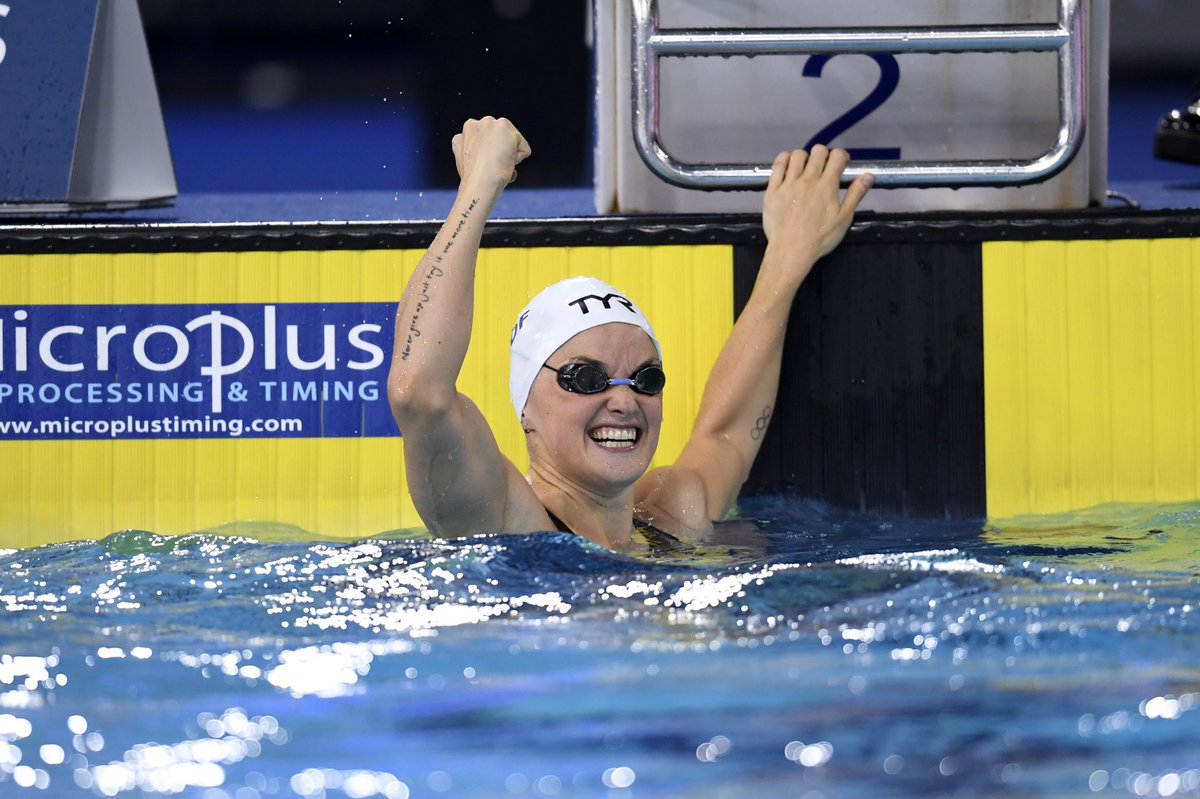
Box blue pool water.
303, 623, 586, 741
1, 498, 1198, 798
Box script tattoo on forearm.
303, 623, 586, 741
400, 198, 479, 361
750, 405, 773, 441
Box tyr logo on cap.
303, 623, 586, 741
510, 309, 530, 344
568, 293, 636, 315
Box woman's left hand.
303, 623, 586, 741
761, 145, 873, 287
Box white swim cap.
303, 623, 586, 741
509, 276, 661, 418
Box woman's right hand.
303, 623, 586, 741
451, 117, 532, 195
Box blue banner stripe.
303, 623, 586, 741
0, 303, 397, 440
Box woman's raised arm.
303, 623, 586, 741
387, 117, 532, 536
640, 146, 872, 524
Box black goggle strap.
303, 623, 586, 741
542, 363, 665, 395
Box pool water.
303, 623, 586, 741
1, 498, 1198, 798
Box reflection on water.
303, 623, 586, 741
0, 498, 1198, 797
986, 502, 1200, 573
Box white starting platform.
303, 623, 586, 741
594, 0, 1109, 213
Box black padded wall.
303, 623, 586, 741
734, 241, 986, 519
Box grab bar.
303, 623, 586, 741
630, 0, 1087, 189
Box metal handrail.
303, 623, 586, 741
630, 0, 1086, 189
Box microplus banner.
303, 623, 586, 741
0, 303, 397, 440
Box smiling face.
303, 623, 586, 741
521, 323, 663, 496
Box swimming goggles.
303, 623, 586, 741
542, 362, 666, 396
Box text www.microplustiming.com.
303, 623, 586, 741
0, 414, 304, 439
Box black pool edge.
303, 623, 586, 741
1, 206, 1199, 254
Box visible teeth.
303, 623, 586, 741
591, 426, 637, 446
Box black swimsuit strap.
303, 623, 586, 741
544, 506, 684, 552
545, 509, 574, 534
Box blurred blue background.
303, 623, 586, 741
140, 0, 1200, 195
